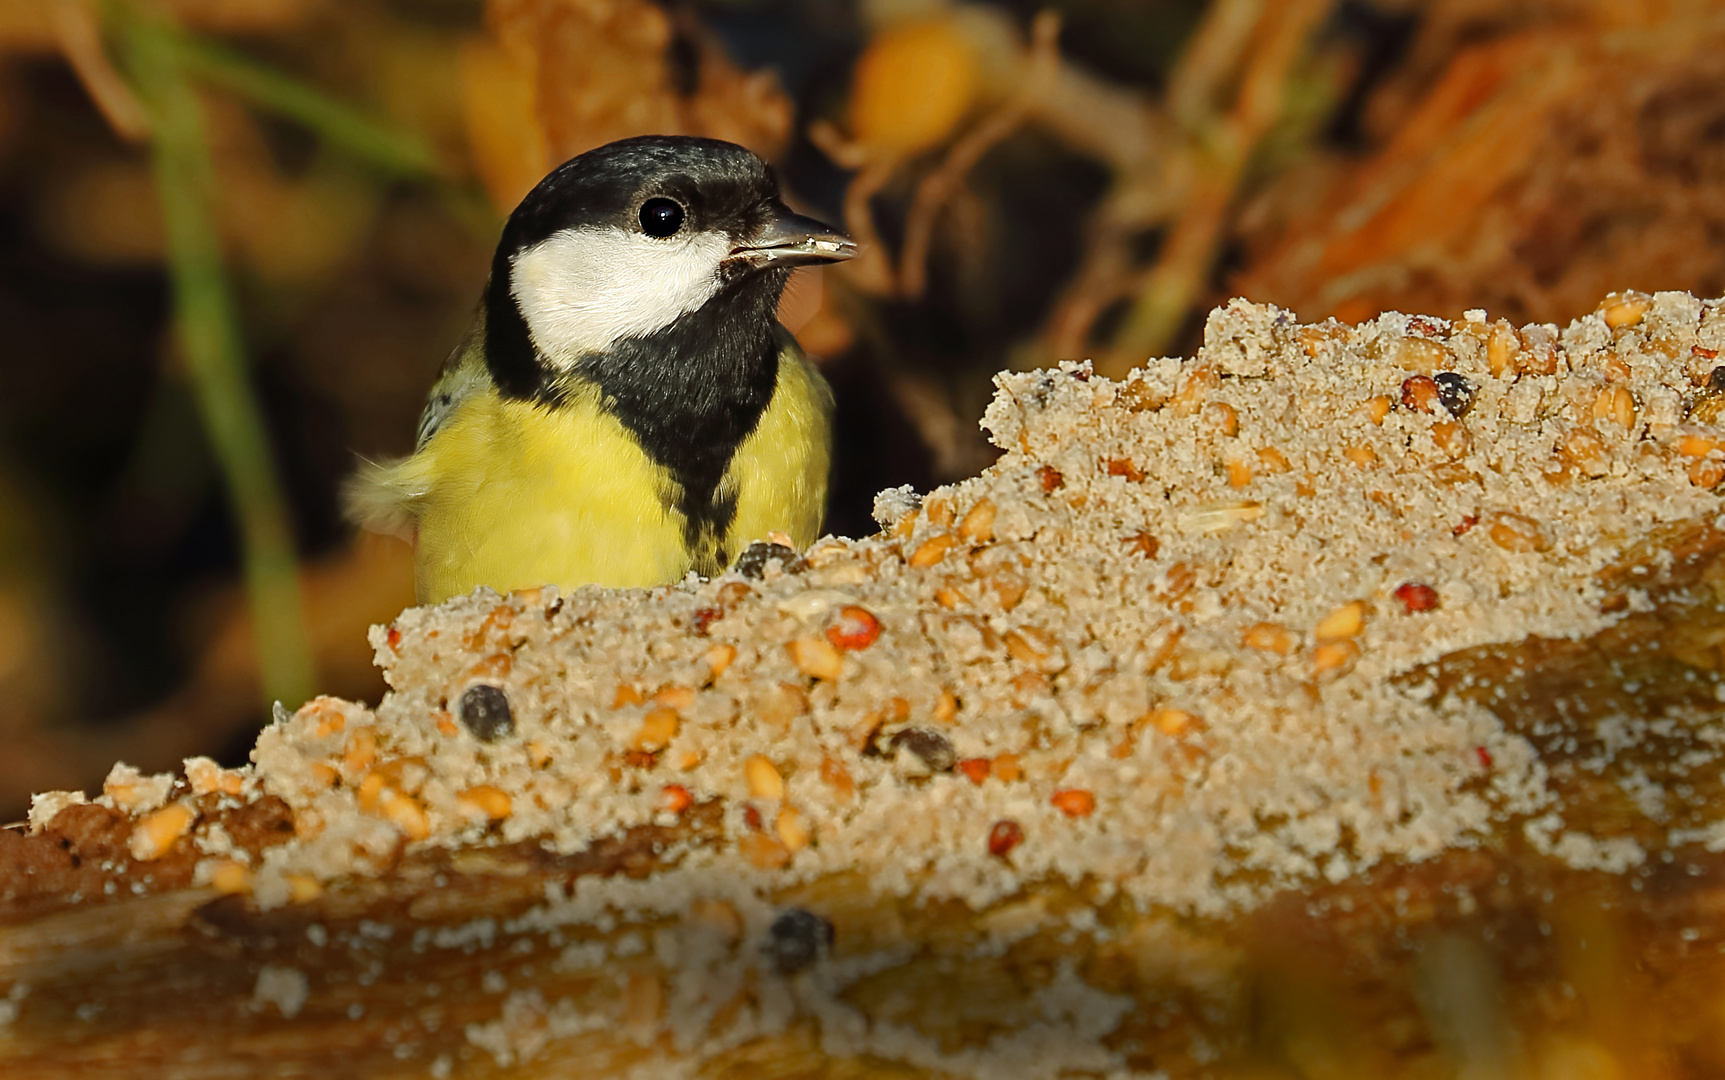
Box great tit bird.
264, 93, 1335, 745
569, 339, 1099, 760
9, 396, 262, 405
347, 136, 857, 604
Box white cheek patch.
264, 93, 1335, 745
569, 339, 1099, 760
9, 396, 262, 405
510, 226, 732, 368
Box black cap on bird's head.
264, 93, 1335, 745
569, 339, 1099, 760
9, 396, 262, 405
484, 135, 855, 400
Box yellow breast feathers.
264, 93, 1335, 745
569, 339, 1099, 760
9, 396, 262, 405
349, 336, 832, 604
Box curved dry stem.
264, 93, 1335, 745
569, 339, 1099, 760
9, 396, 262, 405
840, 159, 900, 297
808, 120, 899, 294
1104, 0, 1336, 372
897, 11, 1063, 301
52, 0, 150, 141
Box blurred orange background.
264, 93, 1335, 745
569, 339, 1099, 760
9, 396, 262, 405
3, 0, 1725, 816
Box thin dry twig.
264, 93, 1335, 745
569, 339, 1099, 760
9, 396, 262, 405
811, 118, 899, 296
1166, 0, 1267, 126
1102, 0, 1335, 372
897, 10, 1062, 300
51, 0, 151, 141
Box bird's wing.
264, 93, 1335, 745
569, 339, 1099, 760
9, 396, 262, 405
415, 304, 492, 449
344, 304, 494, 540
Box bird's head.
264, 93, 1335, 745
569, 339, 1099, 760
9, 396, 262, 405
485, 136, 855, 395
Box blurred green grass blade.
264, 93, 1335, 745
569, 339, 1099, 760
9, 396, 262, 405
164, 26, 445, 179
121, 12, 316, 711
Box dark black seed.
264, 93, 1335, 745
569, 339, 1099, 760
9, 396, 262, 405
1709, 366, 1725, 392
459, 684, 514, 741
1433, 372, 1475, 418
888, 728, 957, 773
735, 542, 806, 579
764, 908, 834, 975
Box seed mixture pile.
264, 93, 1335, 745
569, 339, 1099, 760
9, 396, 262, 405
31, 294, 1725, 930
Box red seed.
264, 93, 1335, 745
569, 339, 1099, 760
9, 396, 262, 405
1475, 747, 1494, 769
1051, 789, 1096, 818
1037, 465, 1064, 492
826, 606, 882, 651
692, 607, 723, 635
957, 758, 990, 784
987, 819, 1023, 857
659, 784, 693, 814
1393, 582, 1439, 613
1452, 514, 1479, 537
1105, 458, 1145, 482
743, 805, 764, 832
386, 625, 402, 651
1400, 375, 1441, 413
1122, 531, 1159, 559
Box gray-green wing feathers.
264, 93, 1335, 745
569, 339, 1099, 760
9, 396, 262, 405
342, 305, 492, 540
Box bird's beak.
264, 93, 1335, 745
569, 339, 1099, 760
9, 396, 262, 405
726, 205, 857, 269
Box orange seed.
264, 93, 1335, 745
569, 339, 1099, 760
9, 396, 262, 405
208, 860, 252, 896
957, 498, 996, 543
702, 643, 737, 682
1488, 512, 1549, 553
909, 533, 956, 567
633, 707, 680, 752
826, 605, 882, 650
1051, 789, 1096, 818
1205, 401, 1240, 437
1315, 601, 1367, 640
283, 873, 323, 904
776, 805, 811, 851
1599, 291, 1652, 329
744, 754, 785, 800
1312, 639, 1361, 676
788, 637, 844, 680
738, 832, 792, 870
457, 785, 513, 821
1242, 622, 1296, 655
1689, 459, 1725, 488
957, 758, 990, 784
657, 784, 693, 815
129, 803, 195, 862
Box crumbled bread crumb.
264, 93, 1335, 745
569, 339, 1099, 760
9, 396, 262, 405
97, 764, 174, 815
28, 790, 86, 833
28, 294, 1725, 1075
55, 293, 1725, 910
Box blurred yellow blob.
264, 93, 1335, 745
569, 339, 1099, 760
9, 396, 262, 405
849, 17, 978, 158
1532, 1037, 1623, 1080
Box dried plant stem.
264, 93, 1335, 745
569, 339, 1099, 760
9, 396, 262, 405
166, 29, 444, 179
1104, 0, 1334, 373
50, 0, 150, 141
121, 11, 314, 710
897, 11, 1062, 301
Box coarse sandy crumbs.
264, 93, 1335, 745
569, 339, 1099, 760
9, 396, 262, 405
34, 293, 1725, 917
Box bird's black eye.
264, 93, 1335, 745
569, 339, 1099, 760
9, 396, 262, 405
639, 198, 685, 238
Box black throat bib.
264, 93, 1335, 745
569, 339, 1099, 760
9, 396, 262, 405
486, 268, 789, 575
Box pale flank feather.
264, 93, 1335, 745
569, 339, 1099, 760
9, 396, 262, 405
339, 456, 429, 544
344, 308, 488, 547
